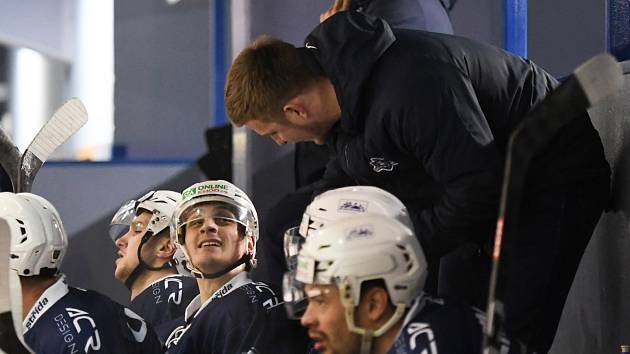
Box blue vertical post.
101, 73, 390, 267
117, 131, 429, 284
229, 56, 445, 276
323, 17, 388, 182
214, 0, 228, 126
504, 0, 528, 58
607, 0, 630, 62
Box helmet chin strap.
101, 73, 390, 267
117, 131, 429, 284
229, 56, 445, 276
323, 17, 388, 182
191, 253, 252, 279
341, 283, 407, 354
124, 231, 175, 289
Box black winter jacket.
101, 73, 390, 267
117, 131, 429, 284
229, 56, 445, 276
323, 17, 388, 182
305, 12, 609, 258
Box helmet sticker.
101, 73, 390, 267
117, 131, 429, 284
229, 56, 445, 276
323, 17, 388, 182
344, 225, 374, 241
337, 199, 368, 213
295, 255, 315, 284
182, 182, 230, 201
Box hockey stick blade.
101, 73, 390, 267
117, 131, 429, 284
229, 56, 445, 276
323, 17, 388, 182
0, 129, 21, 192
482, 53, 622, 353
17, 98, 88, 193
0, 218, 33, 354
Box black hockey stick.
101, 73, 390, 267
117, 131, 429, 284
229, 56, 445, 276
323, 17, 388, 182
482, 53, 623, 353
17, 98, 88, 193
0, 218, 33, 354
0, 98, 88, 193
0, 130, 21, 193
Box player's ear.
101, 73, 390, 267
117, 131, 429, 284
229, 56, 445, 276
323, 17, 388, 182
246, 235, 255, 255
283, 96, 308, 123
365, 287, 390, 323
156, 237, 176, 259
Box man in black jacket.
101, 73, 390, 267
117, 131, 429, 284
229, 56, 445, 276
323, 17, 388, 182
256, 0, 457, 292
225, 11, 610, 353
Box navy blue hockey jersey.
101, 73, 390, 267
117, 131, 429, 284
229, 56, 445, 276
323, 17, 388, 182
130, 274, 198, 329
388, 296, 510, 354
164, 272, 309, 354
23, 276, 161, 354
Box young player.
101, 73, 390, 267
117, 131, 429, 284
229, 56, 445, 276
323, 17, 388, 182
285, 213, 513, 354
0, 192, 161, 353
110, 190, 199, 339
164, 180, 309, 354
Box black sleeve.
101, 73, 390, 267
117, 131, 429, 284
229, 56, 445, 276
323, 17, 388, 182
395, 61, 502, 257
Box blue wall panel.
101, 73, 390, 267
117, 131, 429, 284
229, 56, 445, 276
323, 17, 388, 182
504, 0, 527, 57
608, 0, 630, 61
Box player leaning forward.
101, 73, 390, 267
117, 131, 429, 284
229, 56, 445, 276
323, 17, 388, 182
164, 180, 308, 354
0, 192, 161, 354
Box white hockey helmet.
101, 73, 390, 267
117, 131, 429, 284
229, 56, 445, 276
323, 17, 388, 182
0, 193, 67, 276
110, 190, 181, 240
171, 180, 259, 277
109, 190, 191, 277
283, 214, 427, 350
298, 186, 412, 237
285, 186, 412, 270
135, 190, 181, 236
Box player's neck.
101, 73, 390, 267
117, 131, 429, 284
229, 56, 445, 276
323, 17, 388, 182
20, 276, 58, 320
197, 267, 244, 304
130, 268, 178, 301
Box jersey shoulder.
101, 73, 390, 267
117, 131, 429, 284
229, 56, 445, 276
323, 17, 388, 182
26, 287, 161, 354
130, 275, 199, 328
390, 297, 485, 354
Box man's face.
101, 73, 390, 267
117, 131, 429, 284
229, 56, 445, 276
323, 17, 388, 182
114, 211, 151, 282
183, 203, 251, 275
245, 118, 324, 145
301, 284, 361, 354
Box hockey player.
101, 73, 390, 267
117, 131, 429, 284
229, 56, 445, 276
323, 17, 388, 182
0, 192, 161, 353
110, 190, 199, 338
164, 180, 309, 354
284, 213, 513, 354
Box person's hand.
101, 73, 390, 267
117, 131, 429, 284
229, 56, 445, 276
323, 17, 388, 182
320, 0, 352, 23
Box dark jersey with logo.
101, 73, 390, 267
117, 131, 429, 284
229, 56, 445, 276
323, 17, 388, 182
164, 273, 309, 354
130, 275, 198, 330
388, 296, 510, 354
23, 277, 161, 354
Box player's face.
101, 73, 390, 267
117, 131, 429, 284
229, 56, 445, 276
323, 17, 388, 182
114, 211, 151, 282
301, 284, 361, 354
183, 203, 251, 275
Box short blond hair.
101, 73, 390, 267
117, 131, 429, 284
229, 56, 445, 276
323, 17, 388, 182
225, 36, 321, 125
